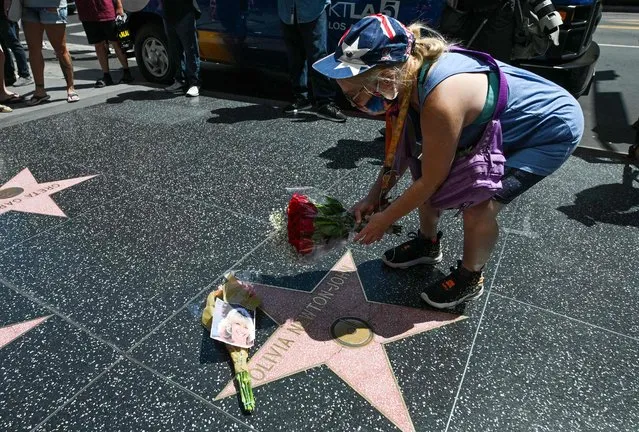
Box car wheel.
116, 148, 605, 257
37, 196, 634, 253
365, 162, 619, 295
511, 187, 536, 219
134, 23, 176, 84
68, 6, 76, 14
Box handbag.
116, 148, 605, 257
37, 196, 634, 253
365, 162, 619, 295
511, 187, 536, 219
8, 0, 22, 22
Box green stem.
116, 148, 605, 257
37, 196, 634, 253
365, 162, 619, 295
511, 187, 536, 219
236, 371, 255, 412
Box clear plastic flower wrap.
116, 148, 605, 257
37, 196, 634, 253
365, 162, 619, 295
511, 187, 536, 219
270, 187, 401, 260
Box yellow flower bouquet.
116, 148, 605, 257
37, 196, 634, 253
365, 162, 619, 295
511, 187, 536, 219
201, 273, 260, 412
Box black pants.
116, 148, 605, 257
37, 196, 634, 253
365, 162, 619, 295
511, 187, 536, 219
1, 18, 30, 80
280, 8, 335, 105
164, 12, 201, 87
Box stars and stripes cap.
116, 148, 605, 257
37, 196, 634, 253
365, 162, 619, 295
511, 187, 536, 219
313, 14, 414, 79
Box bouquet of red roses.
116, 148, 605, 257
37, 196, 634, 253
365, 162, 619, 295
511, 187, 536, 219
286, 192, 401, 256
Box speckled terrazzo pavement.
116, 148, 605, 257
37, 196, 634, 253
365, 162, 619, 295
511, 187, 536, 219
1, 90, 638, 432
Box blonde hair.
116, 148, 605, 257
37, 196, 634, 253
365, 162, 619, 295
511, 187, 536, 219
218, 308, 254, 343
346, 22, 449, 88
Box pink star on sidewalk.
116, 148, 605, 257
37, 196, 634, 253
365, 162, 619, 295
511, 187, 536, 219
0, 168, 97, 217
217, 251, 465, 432
0, 316, 51, 349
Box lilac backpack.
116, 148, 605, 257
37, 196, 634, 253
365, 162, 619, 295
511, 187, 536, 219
401, 46, 509, 211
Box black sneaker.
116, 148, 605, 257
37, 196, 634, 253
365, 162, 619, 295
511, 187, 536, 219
283, 97, 312, 113
420, 261, 484, 309
165, 80, 185, 93
119, 69, 134, 84
382, 231, 443, 269
95, 74, 114, 88
315, 102, 347, 122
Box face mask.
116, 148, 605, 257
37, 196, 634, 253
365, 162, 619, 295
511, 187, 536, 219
356, 82, 399, 116
359, 95, 391, 116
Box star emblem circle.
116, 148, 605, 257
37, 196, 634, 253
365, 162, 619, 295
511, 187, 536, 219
331, 317, 374, 347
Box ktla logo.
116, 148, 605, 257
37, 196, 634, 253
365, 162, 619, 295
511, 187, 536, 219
329, 0, 400, 20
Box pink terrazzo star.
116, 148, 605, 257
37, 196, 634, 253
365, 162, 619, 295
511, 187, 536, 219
0, 316, 50, 349
217, 251, 465, 432
0, 168, 97, 217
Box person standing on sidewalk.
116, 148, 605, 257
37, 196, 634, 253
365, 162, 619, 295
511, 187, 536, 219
1, 0, 32, 86
0, 44, 23, 111
76, 0, 133, 87
161, 0, 201, 97
278, 0, 346, 122
21, 0, 78, 105
0, 36, 12, 87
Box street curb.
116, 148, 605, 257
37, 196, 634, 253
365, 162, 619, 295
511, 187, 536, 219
603, 5, 639, 13
0, 83, 160, 130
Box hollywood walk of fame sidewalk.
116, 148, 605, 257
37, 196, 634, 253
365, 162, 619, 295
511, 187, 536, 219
0, 87, 638, 431
1, 58, 149, 129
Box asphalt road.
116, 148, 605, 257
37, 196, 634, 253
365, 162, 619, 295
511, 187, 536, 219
54, 11, 639, 154
580, 12, 639, 154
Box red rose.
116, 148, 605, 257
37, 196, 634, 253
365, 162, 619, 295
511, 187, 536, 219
288, 194, 317, 215
297, 237, 315, 255
298, 216, 315, 235
287, 194, 318, 253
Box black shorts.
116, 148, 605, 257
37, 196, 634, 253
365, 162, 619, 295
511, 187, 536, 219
82, 20, 117, 45
493, 168, 546, 205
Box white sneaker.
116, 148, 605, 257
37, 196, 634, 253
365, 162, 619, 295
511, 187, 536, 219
14, 76, 34, 87
186, 86, 199, 97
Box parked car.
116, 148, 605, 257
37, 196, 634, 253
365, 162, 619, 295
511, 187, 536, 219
122, 0, 601, 97
515, 0, 602, 97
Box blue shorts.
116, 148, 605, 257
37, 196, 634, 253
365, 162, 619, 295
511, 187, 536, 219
22, 7, 68, 25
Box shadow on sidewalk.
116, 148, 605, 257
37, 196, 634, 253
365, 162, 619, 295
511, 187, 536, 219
557, 148, 639, 227
104, 89, 182, 104
73, 66, 143, 84
318, 138, 385, 169
207, 105, 319, 125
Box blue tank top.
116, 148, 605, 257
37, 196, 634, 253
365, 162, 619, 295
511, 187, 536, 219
418, 52, 584, 176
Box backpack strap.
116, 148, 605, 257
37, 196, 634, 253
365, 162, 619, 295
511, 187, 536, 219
418, 47, 508, 120
447, 45, 509, 119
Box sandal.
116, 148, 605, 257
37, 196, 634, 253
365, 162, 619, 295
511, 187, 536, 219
67, 91, 80, 103
26, 94, 51, 106
0, 93, 24, 104
0, 104, 13, 113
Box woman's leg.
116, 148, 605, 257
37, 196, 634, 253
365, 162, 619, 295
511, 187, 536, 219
420, 198, 501, 308
461, 199, 504, 272
23, 20, 47, 97
0, 45, 12, 98
382, 200, 443, 268
460, 167, 547, 272
44, 23, 74, 94
418, 202, 441, 239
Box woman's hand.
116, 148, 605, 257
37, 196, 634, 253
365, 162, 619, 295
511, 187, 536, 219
350, 197, 379, 224
353, 212, 391, 245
